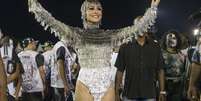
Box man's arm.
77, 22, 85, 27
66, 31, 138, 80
56, 46, 69, 96
157, 45, 166, 101
36, 54, 46, 92
187, 49, 201, 100
115, 70, 123, 101
39, 65, 46, 88
58, 59, 69, 95
189, 63, 201, 89
14, 75, 22, 100
158, 69, 165, 93
158, 69, 166, 101
114, 44, 126, 101
187, 63, 201, 100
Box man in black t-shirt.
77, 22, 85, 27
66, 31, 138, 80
115, 32, 165, 101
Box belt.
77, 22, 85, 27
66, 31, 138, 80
166, 77, 183, 82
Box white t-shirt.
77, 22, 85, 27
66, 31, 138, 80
42, 50, 54, 77
51, 41, 72, 88
18, 50, 43, 93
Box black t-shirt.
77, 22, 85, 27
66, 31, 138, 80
12, 50, 22, 73
13, 50, 21, 64
115, 38, 165, 99
57, 46, 79, 64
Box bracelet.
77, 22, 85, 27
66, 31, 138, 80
160, 91, 167, 95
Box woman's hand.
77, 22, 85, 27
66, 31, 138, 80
151, 0, 160, 7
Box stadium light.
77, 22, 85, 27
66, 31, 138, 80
194, 28, 200, 36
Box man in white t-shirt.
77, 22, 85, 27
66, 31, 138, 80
51, 40, 72, 101
18, 37, 45, 101
42, 41, 54, 101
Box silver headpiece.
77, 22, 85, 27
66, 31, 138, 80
81, 0, 102, 29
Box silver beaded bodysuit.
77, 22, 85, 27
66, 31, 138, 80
28, 0, 158, 100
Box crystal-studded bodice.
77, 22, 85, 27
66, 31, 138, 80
74, 29, 114, 69
77, 43, 112, 68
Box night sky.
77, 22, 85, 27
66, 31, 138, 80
0, 0, 201, 43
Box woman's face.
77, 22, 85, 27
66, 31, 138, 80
85, 3, 102, 24
166, 33, 178, 48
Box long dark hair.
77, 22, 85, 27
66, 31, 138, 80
161, 30, 182, 51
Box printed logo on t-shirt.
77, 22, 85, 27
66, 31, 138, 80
20, 55, 38, 91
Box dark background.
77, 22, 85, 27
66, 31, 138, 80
0, 0, 201, 43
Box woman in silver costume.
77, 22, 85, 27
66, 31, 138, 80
27, 0, 160, 100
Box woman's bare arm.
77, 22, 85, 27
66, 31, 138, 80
0, 55, 7, 101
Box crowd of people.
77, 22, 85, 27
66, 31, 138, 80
0, 0, 201, 101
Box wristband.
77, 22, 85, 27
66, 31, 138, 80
160, 91, 167, 95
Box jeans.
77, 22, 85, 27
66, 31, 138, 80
65, 91, 74, 101
21, 92, 43, 101
7, 94, 15, 101
8, 95, 23, 101
44, 84, 53, 101
123, 97, 156, 101
166, 80, 183, 101
52, 87, 65, 101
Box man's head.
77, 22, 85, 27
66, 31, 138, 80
22, 37, 38, 50
134, 16, 147, 38
42, 41, 53, 52
81, 0, 103, 29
